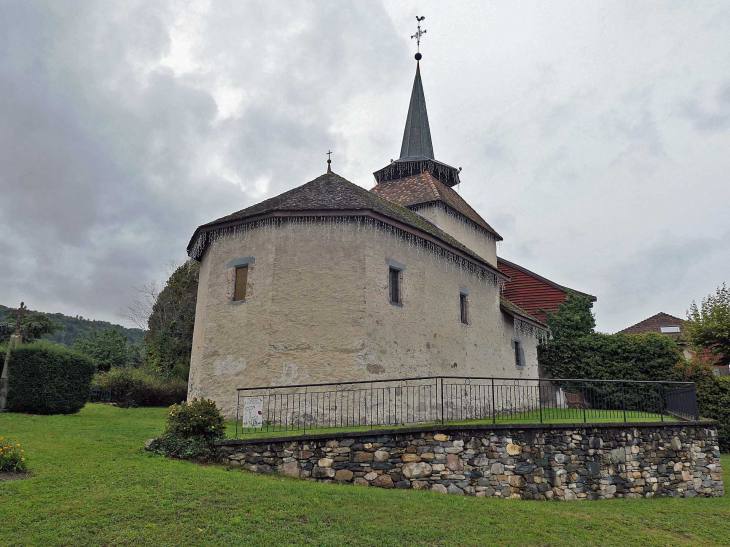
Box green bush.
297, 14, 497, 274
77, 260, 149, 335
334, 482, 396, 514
538, 332, 683, 413
6, 342, 95, 414
0, 437, 28, 473
149, 398, 225, 461
538, 332, 682, 381
94, 367, 187, 408
675, 358, 730, 451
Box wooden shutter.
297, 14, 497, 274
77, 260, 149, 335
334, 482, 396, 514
234, 266, 248, 301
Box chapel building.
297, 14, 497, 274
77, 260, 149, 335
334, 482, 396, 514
187, 55, 557, 417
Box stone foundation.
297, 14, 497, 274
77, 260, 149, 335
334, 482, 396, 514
218, 422, 724, 500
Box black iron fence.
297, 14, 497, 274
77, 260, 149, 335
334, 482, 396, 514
234, 376, 699, 437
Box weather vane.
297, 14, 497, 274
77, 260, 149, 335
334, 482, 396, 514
411, 16, 426, 60
326, 149, 332, 173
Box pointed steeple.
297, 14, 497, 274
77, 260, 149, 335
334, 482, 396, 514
372, 19, 461, 188
400, 62, 434, 160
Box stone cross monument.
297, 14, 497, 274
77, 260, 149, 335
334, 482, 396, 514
0, 302, 25, 410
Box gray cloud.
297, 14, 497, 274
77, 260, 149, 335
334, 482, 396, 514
1, 0, 729, 336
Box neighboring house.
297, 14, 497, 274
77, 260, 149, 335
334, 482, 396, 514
618, 312, 729, 376
496, 258, 597, 324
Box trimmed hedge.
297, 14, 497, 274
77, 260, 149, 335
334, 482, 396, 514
538, 333, 684, 413
6, 342, 95, 414
538, 332, 683, 382
94, 367, 187, 408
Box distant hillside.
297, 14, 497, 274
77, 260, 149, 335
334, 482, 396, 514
0, 304, 145, 347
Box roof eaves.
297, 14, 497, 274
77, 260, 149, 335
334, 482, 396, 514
500, 297, 549, 330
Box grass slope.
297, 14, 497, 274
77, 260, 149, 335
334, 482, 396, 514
0, 405, 727, 547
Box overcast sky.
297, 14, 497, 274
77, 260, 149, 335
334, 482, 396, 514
1, 0, 729, 333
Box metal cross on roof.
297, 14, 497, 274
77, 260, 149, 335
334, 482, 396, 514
14, 301, 26, 335
411, 16, 426, 54
326, 150, 332, 173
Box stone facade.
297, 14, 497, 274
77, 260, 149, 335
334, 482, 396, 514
189, 220, 541, 417
218, 422, 724, 500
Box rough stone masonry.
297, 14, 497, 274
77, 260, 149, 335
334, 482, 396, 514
218, 422, 724, 500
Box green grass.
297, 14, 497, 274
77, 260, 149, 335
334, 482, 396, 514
0, 405, 727, 547
230, 408, 675, 439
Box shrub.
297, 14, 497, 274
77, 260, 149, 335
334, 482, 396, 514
94, 367, 187, 408
674, 357, 730, 451
0, 437, 28, 473
6, 342, 95, 414
538, 332, 683, 381
149, 398, 225, 461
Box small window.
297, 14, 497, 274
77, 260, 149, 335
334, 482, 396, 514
514, 340, 522, 367
233, 266, 248, 301
389, 267, 401, 304
460, 293, 469, 324
660, 326, 681, 334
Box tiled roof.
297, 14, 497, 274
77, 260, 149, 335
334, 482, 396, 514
618, 312, 685, 339
497, 258, 597, 301
188, 172, 505, 276
370, 172, 502, 240
500, 297, 548, 329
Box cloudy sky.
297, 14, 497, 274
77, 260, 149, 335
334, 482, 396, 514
1, 0, 729, 333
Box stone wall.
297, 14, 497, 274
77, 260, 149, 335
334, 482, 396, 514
218, 421, 724, 500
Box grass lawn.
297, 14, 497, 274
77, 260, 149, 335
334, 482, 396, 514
232, 408, 675, 439
0, 405, 727, 547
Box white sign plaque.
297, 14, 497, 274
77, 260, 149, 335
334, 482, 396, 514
242, 396, 263, 428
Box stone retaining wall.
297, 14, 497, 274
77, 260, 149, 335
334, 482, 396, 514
217, 422, 724, 500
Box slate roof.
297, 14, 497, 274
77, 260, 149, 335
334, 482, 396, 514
618, 312, 686, 339
188, 172, 506, 276
500, 297, 548, 329
370, 172, 502, 240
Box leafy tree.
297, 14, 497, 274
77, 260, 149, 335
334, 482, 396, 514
73, 328, 136, 372
685, 283, 730, 365
543, 292, 595, 341
0, 308, 61, 344
143, 260, 199, 375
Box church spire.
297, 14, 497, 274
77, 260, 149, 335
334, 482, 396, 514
399, 61, 434, 160
400, 16, 433, 160
372, 16, 461, 188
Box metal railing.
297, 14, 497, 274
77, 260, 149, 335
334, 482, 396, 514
234, 376, 699, 437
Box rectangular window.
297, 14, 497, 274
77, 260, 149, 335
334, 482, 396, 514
389, 267, 401, 304
460, 293, 469, 324
514, 340, 522, 367
233, 266, 248, 301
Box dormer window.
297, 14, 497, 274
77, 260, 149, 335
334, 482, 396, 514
660, 326, 681, 334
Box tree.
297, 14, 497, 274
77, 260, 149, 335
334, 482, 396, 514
0, 308, 61, 344
73, 328, 136, 372
142, 260, 199, 376
685, 283, 730, 365
543, 292, 595, 341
